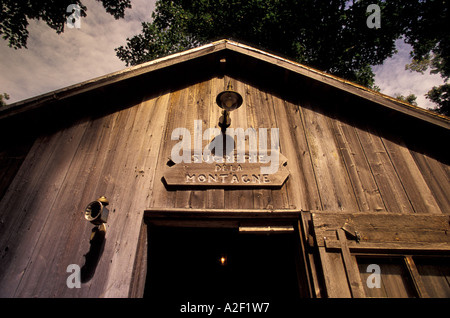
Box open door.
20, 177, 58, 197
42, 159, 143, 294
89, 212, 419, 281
131, 209, 319, 314
144, 226, 301, 314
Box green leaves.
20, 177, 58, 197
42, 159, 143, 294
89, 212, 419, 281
401, 0, 449, 114
118, 0, 411, 89
0, 0, 131, 49
426, 84, 450, 116
0, 92, 10, 107
395, 94, 418, 106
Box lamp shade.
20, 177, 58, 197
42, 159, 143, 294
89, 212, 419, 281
216, 90, 243, 112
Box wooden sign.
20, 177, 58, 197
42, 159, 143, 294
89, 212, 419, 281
163, 153, 290, 188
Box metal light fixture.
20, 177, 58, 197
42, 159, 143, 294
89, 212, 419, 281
216, 81, 243, 132
84, 196, 109, 232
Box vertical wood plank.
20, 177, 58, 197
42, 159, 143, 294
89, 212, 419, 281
404, 256, 429, 298
128, 219, 148, 298
0, 136, 54, 261
251, 87, 273, 210
330, 118, 386, 212
224, 78, 254, 209
317, 247, 352, 298
0, 120, 89, 297
354, 125, 413, 213
150, 89, 182, 209
267, 94, 290, 209
381, 136, 441, 214
142, 91, 172, 210
0, 140, 33, 201
175, 83, 197, 209
336, 229, 365, 298
300, 102, 358, 211
408, 151, 450, 214
103, 92, 170, 297
279, 98, 322, 210
205, 73, 226, 209
100, 93, 171, 297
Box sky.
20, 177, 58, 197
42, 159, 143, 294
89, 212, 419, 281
0, 0, 446, 109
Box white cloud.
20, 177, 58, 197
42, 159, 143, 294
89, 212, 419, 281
0, 2, 446, 112
0, 0, 155, 104
373, 38, 446, 110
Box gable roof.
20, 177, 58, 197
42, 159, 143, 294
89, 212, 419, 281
1, 39, 449, 129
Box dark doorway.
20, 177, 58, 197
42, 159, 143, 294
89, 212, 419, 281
144, 226, 302, 314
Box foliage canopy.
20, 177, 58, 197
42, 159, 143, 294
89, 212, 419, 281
0, 0, 131, 49
1, 0, 448, 115
115, 0, 449, 115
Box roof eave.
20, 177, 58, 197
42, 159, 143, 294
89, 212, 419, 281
1, 39, 448, 129
223, 40, 450, 130
0, 40, 227, 120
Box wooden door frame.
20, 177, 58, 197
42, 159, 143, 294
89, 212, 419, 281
130, 209, 450, 298
128, 208, 323, 298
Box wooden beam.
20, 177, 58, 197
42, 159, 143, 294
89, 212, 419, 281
317, 247, 352, 298
336, 229, 366, 298
311, 211, 450, 248
238, 226, 294, 233
404, 256, 430, 298
128, 220, 148, 298
144, 208, 304, 228
324, 240, 450, 253
145, 207, 302, 218
296, 220, 315, 297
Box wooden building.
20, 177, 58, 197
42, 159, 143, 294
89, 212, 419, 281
0, 40, 449, 305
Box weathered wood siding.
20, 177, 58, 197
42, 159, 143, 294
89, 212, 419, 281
0, 73, 448, 297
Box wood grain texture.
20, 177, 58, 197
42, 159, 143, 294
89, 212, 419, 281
0, 121, 89, 297
408, 150, 450, 214
329, 116, 386, 212
300, 102, 359, 211
353, 124, 414, 213
0, 67, 449, 299
312, 212, 450, 247
380, 135, 441, 214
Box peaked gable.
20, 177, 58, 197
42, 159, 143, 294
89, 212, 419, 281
1, 39, 448, 130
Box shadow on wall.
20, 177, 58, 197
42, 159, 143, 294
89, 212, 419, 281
81, 226, 106, 283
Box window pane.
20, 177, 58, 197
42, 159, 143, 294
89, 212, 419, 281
414, 257, 450, 298
357, 257, 417, 298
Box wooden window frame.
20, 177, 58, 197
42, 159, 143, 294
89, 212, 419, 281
305, 211, 450, 298
354, 252, 450, 298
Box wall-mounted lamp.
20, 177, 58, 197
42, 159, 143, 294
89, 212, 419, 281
84, 196, 109, 231
81, 196, 108, 282
216, 82, 243, 132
